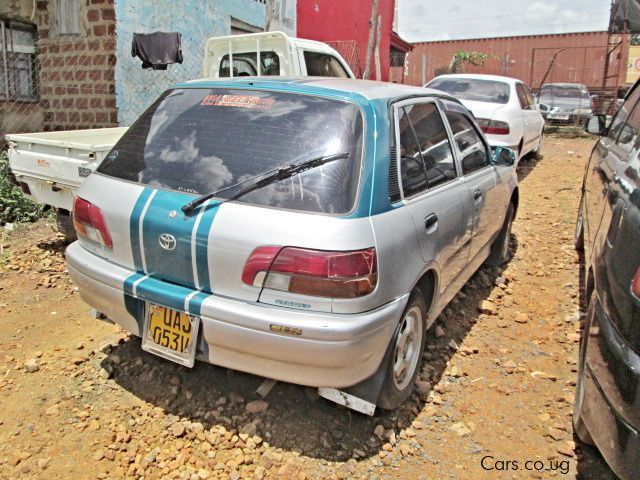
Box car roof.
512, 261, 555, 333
179, 77, 453, 102
428, 73, 523, 86
540, 82, 588, 88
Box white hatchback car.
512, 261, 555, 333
426, 74, 545, 163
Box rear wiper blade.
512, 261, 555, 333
181, 152, 348, 215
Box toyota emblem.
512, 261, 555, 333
159, 233, 177, 251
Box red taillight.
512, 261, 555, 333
242, 246, 377, 298
632, 268, 640, 298
73, 197, 112, 248
476, 118, 510, 135
241, 246, 281, 286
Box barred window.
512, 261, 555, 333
0, 20, 37, 101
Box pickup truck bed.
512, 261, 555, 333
6, 127, 127, 238
6, 127, 127, 213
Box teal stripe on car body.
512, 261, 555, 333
130, 187, 153, 272
125, 188, 217, 317
141, 189, 200, 289
193, 202, 220, 293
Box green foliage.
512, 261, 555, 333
449, 50, 496, 73
0, 151, 47, 225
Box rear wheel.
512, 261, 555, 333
486, 202, 514, 266
533, 131, 544, 159
575, 198, 585, 251
516, 139, 523, 162
377, 290, 427, 410
574, 293, 595, 445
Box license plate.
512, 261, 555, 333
548, 113, 570, 120
141, 304, 200, 367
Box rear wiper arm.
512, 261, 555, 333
181, 152, 348, 215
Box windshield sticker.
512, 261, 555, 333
200, 94, 275, 110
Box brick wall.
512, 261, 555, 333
35, 0, 117, 131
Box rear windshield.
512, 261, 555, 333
539, 85, 590, 100
428, 78, 510, 104
98, 88, 364, 214
219, 52, 280, 77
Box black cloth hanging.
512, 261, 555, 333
131, 32, 183, 70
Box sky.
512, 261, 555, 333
397, 0, 612, 42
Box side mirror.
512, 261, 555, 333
538, 103, 550, 112
491, 146, 517, 166
585, 114, 606, 135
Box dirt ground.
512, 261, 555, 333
0, 136, 620, 480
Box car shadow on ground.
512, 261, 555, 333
516, 152, 543, 183
100, 239, 516, 463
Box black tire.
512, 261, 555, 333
56, 209, 77, 242
516, 139, 523, 161
533, 131, 544, 160
574, 293, 595, 445
486, 202, 514, 266
575, 198, 585, 252
377, 289, 428, 410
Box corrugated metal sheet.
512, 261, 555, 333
404, 31, 628, 90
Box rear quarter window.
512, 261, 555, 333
98, 88, 364, 215
303, 52, 350, 78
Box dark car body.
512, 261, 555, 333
574, 79, 640, 480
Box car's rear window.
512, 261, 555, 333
428, 78, 510, 104
98, 88, 364, 214
539, 85, 590, 100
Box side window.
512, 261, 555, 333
523, 85, 536, 110
397, 102, 457, 197
445, 111, 490, 175
616, 101, 640, 154
608, 85, 640, 141
398, 108, 429, 197
516, 84, 528, 110
404, 103, 456, 188
304, 52, 349, 78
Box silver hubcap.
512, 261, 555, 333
393, 306, 423, 390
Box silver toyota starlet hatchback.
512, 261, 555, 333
66, 78, 518, 413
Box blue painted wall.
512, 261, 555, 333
115, 0, 269, 125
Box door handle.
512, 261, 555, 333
424, 213, 438, 231
473, 189, 483, 200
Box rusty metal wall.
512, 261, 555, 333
405, 31, 628, 91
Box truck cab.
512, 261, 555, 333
202, 31, 354, 79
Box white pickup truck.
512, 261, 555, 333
5, 32, 354, 238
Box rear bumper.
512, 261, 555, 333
582, 295, 640, 480
10, 172, 76, 212
66, 242, 407, 388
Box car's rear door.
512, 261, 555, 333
392, 98, 473, 292
516, 82, 539, 153
522, 83, 543, 148
440, 100, 508, 262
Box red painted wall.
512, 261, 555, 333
405, 31, 628, 91
296, 0, 395, 81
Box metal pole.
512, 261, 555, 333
602, 0, 617, 89
1, 22, 9, 98
363, 0, 380, 79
